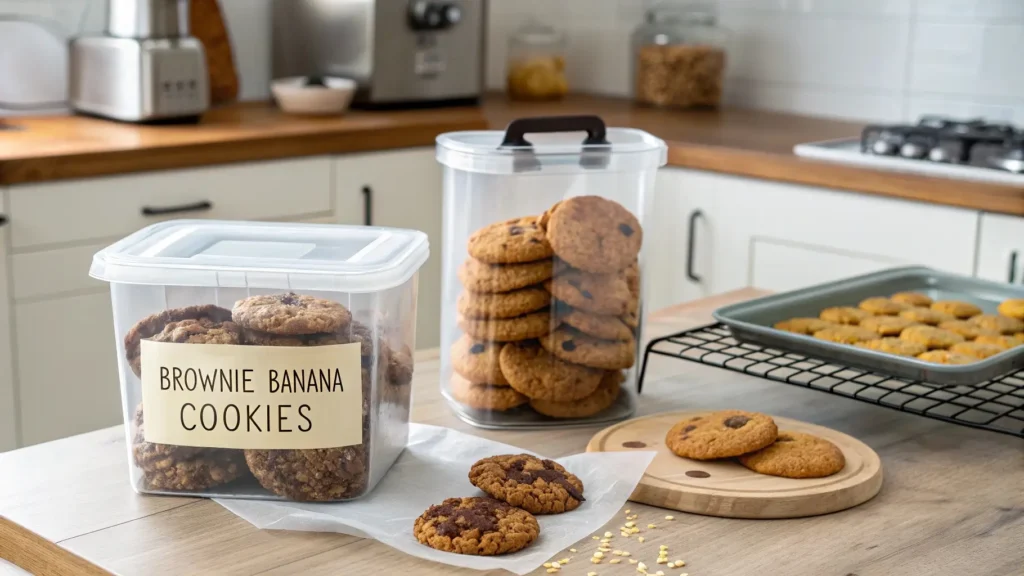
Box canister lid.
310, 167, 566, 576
90, 220, 429, 292
437, 117, 667, 175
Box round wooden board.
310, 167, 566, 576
587, 411, 883, 519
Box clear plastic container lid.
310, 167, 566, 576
437, 116, 667, 175
90, 220, 429, 292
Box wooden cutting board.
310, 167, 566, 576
190, 0, 239, 105
586, 411, 883, 519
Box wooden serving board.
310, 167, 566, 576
587, 411, 883, 519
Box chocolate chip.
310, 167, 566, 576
690, 416, 702, 421
505, 459, 586, 502
618, 223, 635, 237
685, 470, 710, 478
723, 416, 750, 429
622, 441, 647, 448
426, 498, 506, 537
529, 238, 541, 244
568, 279, 582, 289
561, 340, 577, 352
580, 289, 594, 300
683, 425, 697, 433
469, 343, 486, 354
278, 293, 300, 306
509, 226, 524, 235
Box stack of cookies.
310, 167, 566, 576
124, 292, 413, 500
451, 195, 642, 419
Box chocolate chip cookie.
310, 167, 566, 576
553, 302, 634, 341
819, 307, 871, 326
859, 315, 920, 337
232, 293, 352, 335
240, 328, 346, 347
545, 196, 642, 274
451, 335, 508, 386
468, 216, 553, 264
458, 258, 554, 294
124, 304, 233, 377
457, 310, 551, 342
529, 371, 622, 419
738, 431, 846, 478
545, 270, 631, 316
858, 297, 909, 316
773, 317, 836, 335
900, 325, 965, 349
469, 454, 585, 514
541, 327, 636, 370
931, 300, 982, 319
450, 374, 528, 411
457, 287, 550, 319
414, 497, 539, 555
244, 445, 367, 501
665, 410, 778, 460
968, 314, 1024, 335
498, 340, 603, 402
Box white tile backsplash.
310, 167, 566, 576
909, 22, 1024, 101
915, 0, 1024, 23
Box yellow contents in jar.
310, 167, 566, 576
507, 55, 569, 101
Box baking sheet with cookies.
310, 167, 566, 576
714, 267, 1024, 386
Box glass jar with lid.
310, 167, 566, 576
506, 20, 568, 101
632, 3, 729, 109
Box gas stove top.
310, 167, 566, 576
794, 116, 1024, 185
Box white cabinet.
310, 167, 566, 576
975, 213, 1024, 286
0, 193, 16, 451
332, 148, 443, 349
647, 168, 980, 310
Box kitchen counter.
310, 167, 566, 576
1, 95, 1022, 216
2, 289, 1022, 576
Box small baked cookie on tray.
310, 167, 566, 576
858, 297, 909, 316
917, 350, 976, 365
968, 314, 1024, 335
773, 317, 835, 335
997, 298, 1024, 320
859, 315, 920, 337
890, 291, 933, 307
812, 325, 879, 345
930, 300, 982, 319
819, 306, 872, 326
900, 325, 965, 350
899, 307, 957, 326
855, 337, 926, 357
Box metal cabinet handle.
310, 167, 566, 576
0, 215, 7, 226
686, 209, 704, 283
361, 185, 373, 226
141, 200, 213, 216
1010, 251, 1019, 284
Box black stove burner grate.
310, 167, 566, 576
860, 116, 1024, 170
639, 323, 1024, 438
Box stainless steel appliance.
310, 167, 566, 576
795, 117, 1024, 185
69, 0, 209, 123
272, 0, 484, 107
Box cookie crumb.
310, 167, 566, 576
593, 536, 600, 540
570, 548, 578, 553
648, 523, 657, 528
637, 561, 648, 573
638, 536, 645, 543
625, 521, 636, 528
664, 515, 675, 520
624, 509, 631, 514
622, 551, 631, 557
547, 568, 560, 574
593, 552, 605, 559
610, 558, 622, 564
559, 558, 570, 565
591, 558, 602, 564
588, 572, 598, 576
629, 559, 639, 564
655, 572, 665, 576
604, 531, 613, 537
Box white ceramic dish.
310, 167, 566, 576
271, 76, 357, 115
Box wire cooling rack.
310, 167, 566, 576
638, 323, 1024, 438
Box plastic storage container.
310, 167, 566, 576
631, 3, 729, 109
90, 220, 427, 501
506, 20, 568, 101
436, 116, 667, 428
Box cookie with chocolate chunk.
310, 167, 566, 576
458, 310, 551, 342
529, 371, 623, 419
553, 302, 634, 342
232, 292, 352, 335
541, 327, 635, 370
468, 216, 553, 264
244, 444, 367, 501
414, 497, 539, 555
499, 340, 603, 402
469, 453, 585, 514
451, 335, 508, 386
450, 374, 528, 411
545, 270, 631, 316
665, 410, 778, 460
457, 286, 549, 319
124, 304, 233, 377
458, 258, 554, 294
545, 196, 642, 274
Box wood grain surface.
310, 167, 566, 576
1, 289, 1022, 576
587, 411, 883, 519
1, 95, 1021, 216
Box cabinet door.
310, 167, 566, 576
0, 192, 16, 451
15, 292, 121, 446
976, 213, 1024, 286
750, 239, 903, 292
333, 148, 443, 349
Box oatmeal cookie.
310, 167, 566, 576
855, 337, 927, 357
413, 497, 539, 555
457, 287, 550, 319
819, 307, 871, 326
948, 341, 1006, 360
498, 340, 603, 401
665, 410, 778, 460
124, 304, 232, 377
540, 327, 636, 370
773, 317, 835, 335
900, 325, 965, 349
738, 431, 845, 478
968, 314, 1024, 335
458, 258, 554, 294
859, 315, 920, 337
812, 325, 879, 345
140, 449, 248, 492
232, 293, 352, 335
467, 216, 553, 264
858, 297, 909, 316
545, 270, 631, 316
890, 291, 933, 307
451, 335, 508, 386
931, 300, 982, 319
244, 445, 367, 501
916, 350, 976, 365
545, 196, 642, 274
997, 299, 1024, 320
529, 371, 622, 419
458, 310, 551, 342
553, 302, 634, 341
450, 374, 528, 411
900, 307, 957, 326
974, 333, 1023, 350
937, 320, 1000, 341
469, 454, 585, 514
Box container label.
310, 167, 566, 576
140, 340, 363, 450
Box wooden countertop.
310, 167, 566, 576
1, 96, 1022, 216
2, 290, 1022, 576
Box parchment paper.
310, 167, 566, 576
216, 423, 655, 574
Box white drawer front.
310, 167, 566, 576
8, 156, 333, 249
12, 242, 108, 300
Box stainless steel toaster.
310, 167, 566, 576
272, 0, 484, 107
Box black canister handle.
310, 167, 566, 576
500, 115, 611, 172
362, 185, 373, 226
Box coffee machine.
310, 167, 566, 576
70, 0, 209, 123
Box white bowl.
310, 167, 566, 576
271, 76, 357, 115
